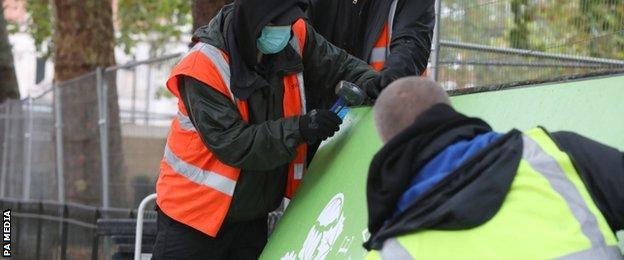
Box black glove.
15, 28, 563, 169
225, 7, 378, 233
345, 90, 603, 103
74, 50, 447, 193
361, 76, 383, 104
299, 109, 342, 144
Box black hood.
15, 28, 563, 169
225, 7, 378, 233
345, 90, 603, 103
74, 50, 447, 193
227, 0, 307, 100
364, 104, 523, 250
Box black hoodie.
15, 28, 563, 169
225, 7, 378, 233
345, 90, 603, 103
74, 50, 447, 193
227, 0, 308, 100
364, 104, 523, 250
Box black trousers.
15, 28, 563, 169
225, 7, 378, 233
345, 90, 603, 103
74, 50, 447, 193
152, 209, 268, 260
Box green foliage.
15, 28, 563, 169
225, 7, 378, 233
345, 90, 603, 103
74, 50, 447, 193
22, 0, 191, 58
118, 0, 191, 56
6, 22, 18, 34
440, 0, 623, 58
24, 0, 54, 57
509, 0, 533, 49
574, 0, 624, 58
438, 0, 624, 89
511, 0, 624, 58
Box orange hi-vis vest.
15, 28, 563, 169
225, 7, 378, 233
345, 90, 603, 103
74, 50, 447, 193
369, 0, 398, 71
156, 19, 308, 237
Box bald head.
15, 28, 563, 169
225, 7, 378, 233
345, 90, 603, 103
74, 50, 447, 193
374, 77, 450, 143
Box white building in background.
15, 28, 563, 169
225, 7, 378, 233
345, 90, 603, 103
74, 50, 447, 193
4, 0, 51, 97
4, 0, 188, 124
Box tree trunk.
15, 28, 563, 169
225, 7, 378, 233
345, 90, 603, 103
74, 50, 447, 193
53, 0, 126, 207
509, 0, 531, 50
192, 0, 232, 33
0, 3, 19, 103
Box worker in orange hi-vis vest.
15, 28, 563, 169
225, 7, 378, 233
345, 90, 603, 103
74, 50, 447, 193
152, 0, 382, 259
309, 0, 435, 83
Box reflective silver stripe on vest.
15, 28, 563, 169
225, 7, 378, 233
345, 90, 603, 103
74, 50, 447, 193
164, 145, 236, 196
558, 245, 622, 260
295, 72, 307, 114
186, 42, 204, 56
369, 0, 398, 64
290, 36, 302, 56
294, 163, 304, 180
522, 135, 611, 250
197, 43, 236, 103
380, 238, 414, 260
370, 47, 388, 63
290, 34, 307, 114
182, 42, 236, 103
388, 0, 398, 41
177, 112, 196, 132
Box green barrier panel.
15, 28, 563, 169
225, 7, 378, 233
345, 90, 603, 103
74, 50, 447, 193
452, 74, 624, 148
262, 108, 381, 260
261, 74, 624, 259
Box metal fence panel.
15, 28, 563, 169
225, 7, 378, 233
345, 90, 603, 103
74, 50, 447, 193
30, 90, 57, 201
0, 54, 182, 211
108, 56, 179, 209
0, 103, 9, 198
0, 54, 181, 210
0, 199, 146, 260
58, 72, 104, 208
4, 100, 25, 199
435, 0, 624, 89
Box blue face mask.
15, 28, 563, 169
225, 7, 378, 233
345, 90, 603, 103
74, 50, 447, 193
257, 26, 292, 54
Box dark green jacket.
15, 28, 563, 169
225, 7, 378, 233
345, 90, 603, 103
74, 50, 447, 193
179, 5, 378, 222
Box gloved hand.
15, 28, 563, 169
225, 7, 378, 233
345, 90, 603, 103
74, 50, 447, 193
299, 109, 342, 144
360, 76, 383, 104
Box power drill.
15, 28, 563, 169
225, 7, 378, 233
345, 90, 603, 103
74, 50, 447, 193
330, 81, 366, 120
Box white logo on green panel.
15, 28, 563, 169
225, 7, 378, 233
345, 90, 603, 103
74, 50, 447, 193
282, 193, 346, 260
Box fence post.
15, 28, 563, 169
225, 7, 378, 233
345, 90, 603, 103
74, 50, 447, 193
54, 85, 65, 203
144, 66, 152, 125
22, 97, 34, 200
35, 201, 43, 260
0, 102, 11, 197
431, 0, 442, 82
60, 204, 69, 260
97, 67, 110, 208
15, 201, 22, 256
91, 208, 101, 260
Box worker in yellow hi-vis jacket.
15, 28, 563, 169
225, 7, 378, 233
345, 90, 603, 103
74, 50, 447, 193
364, 77, 624, 259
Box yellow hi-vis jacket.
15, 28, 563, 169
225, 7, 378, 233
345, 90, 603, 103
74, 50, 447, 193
367, 128, 621, 260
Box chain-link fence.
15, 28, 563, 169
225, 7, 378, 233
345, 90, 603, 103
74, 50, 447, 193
2, 198, 158, 259
0, 55, 182, 259
0, 53, 182, 211
431, 0, 624, 89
